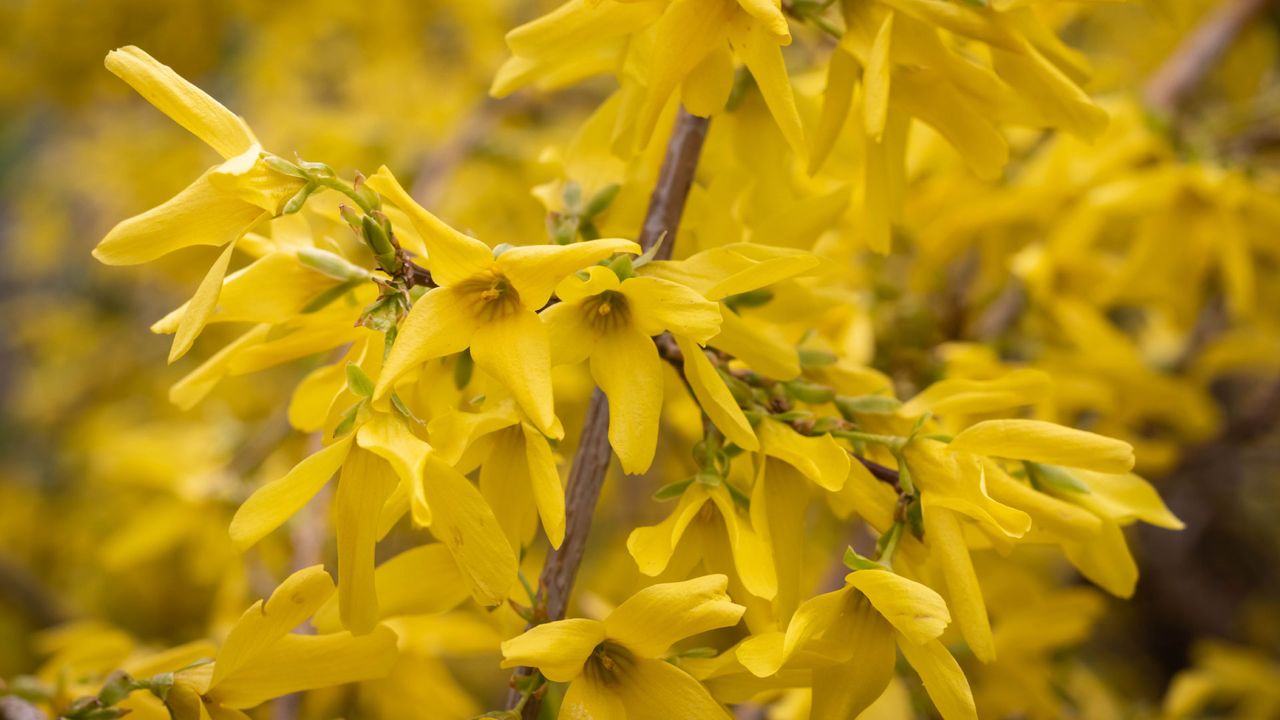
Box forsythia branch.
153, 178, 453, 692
1144, 0, 1275, 114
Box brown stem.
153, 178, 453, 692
1143, 0, 1274, 115
508, 109, 711, 718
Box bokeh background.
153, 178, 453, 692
1, 0, 1279, 717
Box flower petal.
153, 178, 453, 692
169, 238, 238, 362
811, 597, 896, 719
592, 327, 663, 474
94, 171, 264, 266
615, 657, 733, 719
105, 46, 257, 159
365, 166, 493, 285
728, 17, 805, 157
920, 504, 994, 662
562, 675, 626, 720
374, 286, 475, 400
947, 419, 1135, 474
211, 566, 336, 688
846, 568, 950, 646
470, 307, 558, 438
335, 449, 399, 635
498, 237, 640, 310
620, 276, 721, 343
422, 452, 518, 606
229, 435, 354, 551
758, 419, 849, 492
675, 335, 759, 451
499, 618, 604, 682
523, 423, 566, 548
606, 575, 745, 658
897, 638, 979, 720
628, 485, 712, 576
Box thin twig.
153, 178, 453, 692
508, 108, 711, 718
1143, 0, 1274, 115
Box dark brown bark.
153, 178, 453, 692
1144, 0, 1274, 114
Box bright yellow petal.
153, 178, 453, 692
229, 435, 354, 551
498, 237, 640, 310
471, 307, 558, 437
561, 675, 626, 720
811, 48, 858, 174
105, 46, 256, 159
211, 566, 335, 687
811, 597, 896, 720
211, 626, 398, 709
620, 276, 721, 343
709, 489, 777, 600
1062, 521, 1138, 598
897, 638, 978, 720
682, 44, 736, 118
947, 419, 1135, 474
591, 327, 663, 474
313, 544, 470, 632
983, 464, 1102, 543
479, 427, 540, 550
356, 412, 431, 489
335, 449, 399, 635
899, 369, 1052, 418
499, 618, 603, 682
758, 420, 849, 492
374, 286, 475, 400
846, 569, 950, 646
554, 264, 621, 304
94, 171, 263, 266
863, 12, 894, 141
169, 324, 270, 410
728, 18, 805, 157
615, 656, 733, 719
675, 335, 759, 451
708, 309, 800, 380
1070, 471, 1184, 530
635, 0, 735, 148
523, 423, 567, 548
605, 575, 745, 658
365, 166, 493, 285
169, 238, 238, 362
920, 505, 994, 662
627, 485, 712, 576
422, 453, 518, 606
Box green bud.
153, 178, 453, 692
345, 363, 375, 398
652, 478, 694, 501
97, 672, 141, 707
362, 215, 400, 273
454, 349, 474, 389
263, 155, 308, 178
1025, 462, 1090, 494
784, 380, 835, 404
297, 247, 371, 282
297, 159, 335, 179
562, 181, 583, 213
338, 204, 363, 232
834, 394, 902, 418
843, 546, 881, 571
583, 183, 621, 218
798, 348, 837, 367
281, 181, 319, 215
352, 170, 381, 211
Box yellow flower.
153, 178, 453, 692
501, 575, 746, 718
363, 166, 639, 438
737, 567, 976, 720
93, 47, 306, 362
543, 265, 721, 473
164, 566, 397, 719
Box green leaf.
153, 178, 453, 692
798, 347, 837, 367
583, 183, 621, 218
454, 349, 475, 389
390, 393, 422, 424
333, 401, 363, 437
843, 546, 881, 571
1026, 462, 1090, 494
834, 394, 902, 417
723, 289, 774, 311
653, 478, 694, 501
345, 363, 375, 398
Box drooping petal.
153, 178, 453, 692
374, 286, 476, 400
169, 238, 238, 362
897, 638, 979, 720
612, 657, 733, 718
739, 587, 849, 677
479, 427, 539, 550
846, 569, 950, 646
728, 17, 806, 157
94, 171, 264, 266
422, 453, 518, 606
810, 596, 896, 720
920, 504, 995, 662
335, 449, 399, 635
591, 326, 663, 474
498, 237, 640, 310
212, 566, 336, 687
229, 435, 354, 551
1062, 521, 1138, 598
313, 544, 471, 632
499, 618, 604, 682
169, 325, 271, 410
628, 485, 713, 576
554, 264, 621, 303
709, 488, 777, 601
105, 46, 257, 159
620, 276, 722, 343
561, 675, 626, 720
523, 423, 566, 548
947, 419, 1135, 474
211, 626, 398, 709
899, 369, 1052, 418
1069, 470, 1185, 530
810, 48, 858, 174
356, 412, 431, 490
863, 12, 894, 141
541, 301, 599, 367
708, 309, 801, 380
675, 335, 759, 451
983, 463, 1102, 543
757, 420, 849, 492
365, 166, 494, 286
634, 0, 736, 148
606, 575, 745, 658
906, 441, 1032, 538
470, 307, 558, 438
682, 44, 736, 118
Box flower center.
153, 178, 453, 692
583, 640, 635, 687
582, 291, 630, 333
456, 270, 522, 321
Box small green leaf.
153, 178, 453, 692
784, 380, 835, 404
723, 288, 774, 311
390, 393, 422, 424
843, 546, 881, 571
333, 401, 363, 437
454, 349, 475, 389
1026, 462, 1090, 494
584, 183, 621, 217
653, 478, 694, 501
345, 363, 375, 398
